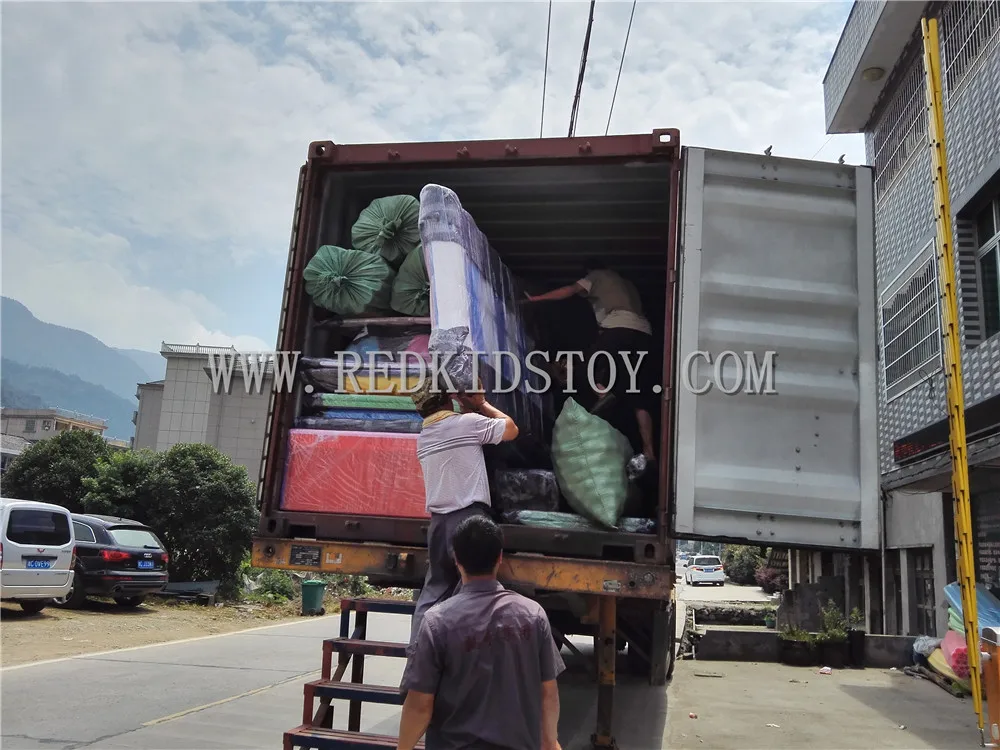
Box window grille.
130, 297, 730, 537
941, 0, 1000, 96
871, 53, 927, 201
880, 247, 942, 401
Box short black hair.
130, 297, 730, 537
452, 515, 503, 575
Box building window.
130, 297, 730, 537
941, 0, 1000, 98
976, 196, 1000, 340
41, 420, 52, 431
871, 52, 927, 201
879, 245, 943, 401
24, 419, 36, 433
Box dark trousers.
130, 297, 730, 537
586, 326, 658, 412
408, 502, 490, 653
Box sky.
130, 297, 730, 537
1, 0, 865, 354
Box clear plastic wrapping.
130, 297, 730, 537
345, 326, 432, 363
304, 393, 417, 412
493, 469, 561, 513
502, 510, 655, 535
418, 183, 550, 445
280, 429, 428, 517
299, 359, 426, 394
293, 416, 422, 434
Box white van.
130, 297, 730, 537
0, 498, 76, 614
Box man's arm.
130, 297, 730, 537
540, 679, 561, 750
457, 393, 519, 442
635, 407, 656, 460
525, 281, 588, 303
537, 613, 567, 750
397, 691, 434, 750
397, 619, 441, 750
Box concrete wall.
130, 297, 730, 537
207, 375, 270, 480
156, 357, 213, 450
134, 354, 270, 481
133, 383, 163, 451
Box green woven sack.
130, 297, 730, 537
303, 245, 395, 316
550, 398, 632, 529
352, 195, 421, 267
391, 244, 430, 317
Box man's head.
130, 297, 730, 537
410, 378, 454, 418
452, 514, 504, 581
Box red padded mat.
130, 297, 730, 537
281, 429, 428, 518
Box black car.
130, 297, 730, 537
54, 514, 169, 608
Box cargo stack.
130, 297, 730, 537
281, 195, 434, 519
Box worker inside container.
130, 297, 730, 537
524, 266, 659, 463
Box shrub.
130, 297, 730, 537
755, 565, 789, 594
722, 545, 764, 585
257, 569, 296, 601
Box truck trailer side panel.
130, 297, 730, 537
672, 147, 878, 550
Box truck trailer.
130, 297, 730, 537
251, 129, 879, 748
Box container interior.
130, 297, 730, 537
282, 157, 675, 530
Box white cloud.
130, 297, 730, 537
2, 212, 272, 351
1, 1, 864, 351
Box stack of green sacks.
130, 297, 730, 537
302, 195, 430, 318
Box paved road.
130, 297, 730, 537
676, 580, 773, 603
1, 612, 673, 750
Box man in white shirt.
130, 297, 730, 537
525, 267, 657, 461
406, 377, 519, 653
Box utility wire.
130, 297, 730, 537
811, 134, 834, 159
605, 0, 637, 136
568, 0, 598, 138
540, 0, 553, 137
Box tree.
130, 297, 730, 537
81, 449, 162, 523
2, 430, 111, 512
83, 443, 258, 592
722, 545, 766, 585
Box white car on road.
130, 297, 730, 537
684, 555, 725, 586
0, 498, 76, 614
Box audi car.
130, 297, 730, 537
54, 514, 169, 608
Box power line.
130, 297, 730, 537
540, 0, 553, 138
605, 0, 637, 136
568, 0, 597, 138
811, 134, 834, 159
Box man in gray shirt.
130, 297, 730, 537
407, 378, 519, 653
397, 515, 565, 750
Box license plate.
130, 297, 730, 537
26, 560, 52, 569
705, 567, 717, 572
137, 560, 155, 569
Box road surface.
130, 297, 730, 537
1, 611, 672, 749
676, 580, 772, 603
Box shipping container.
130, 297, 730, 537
252, 129, 878, 745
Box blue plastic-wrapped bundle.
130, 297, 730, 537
418, 184, 552, 459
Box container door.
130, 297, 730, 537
672, 147, 878, 550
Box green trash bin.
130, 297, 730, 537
301, 580, 327, 616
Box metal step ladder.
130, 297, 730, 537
283, 597, 422, 750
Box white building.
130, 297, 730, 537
132, 344, 273, 481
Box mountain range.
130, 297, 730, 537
1, 297, 166, 441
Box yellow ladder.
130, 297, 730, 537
921, 16, 985, 744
